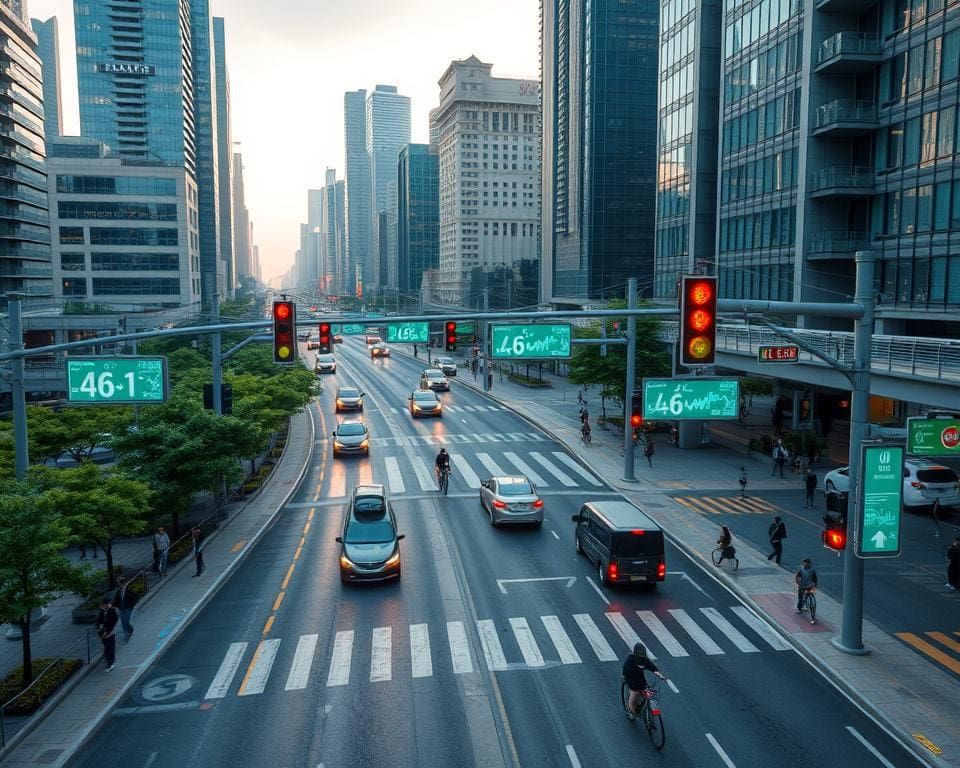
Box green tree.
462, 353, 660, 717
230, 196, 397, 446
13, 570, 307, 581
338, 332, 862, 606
0, 481, 91, 688
26, 405, 130, 464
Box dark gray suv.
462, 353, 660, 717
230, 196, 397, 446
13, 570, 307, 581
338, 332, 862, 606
336, 485, 404, 583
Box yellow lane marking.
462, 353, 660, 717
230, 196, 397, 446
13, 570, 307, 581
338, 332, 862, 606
896, 632, 960, 675
303, 521, 311, 534
281, 563, 296, 590
231, 540, 246, 553
262, 615, 275, 636
927, 631, 960, 654
912, 733, 944, 755
299, 536, 306, 547
308, 508, 315, 520
237, 640, 267, 695
706, 496, 748, 515
294, 545, 303, 560
272, 592, 285, 612
315, 483, 322, 496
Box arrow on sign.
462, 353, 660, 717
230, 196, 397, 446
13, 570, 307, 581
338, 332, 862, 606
871, 531, 889, 549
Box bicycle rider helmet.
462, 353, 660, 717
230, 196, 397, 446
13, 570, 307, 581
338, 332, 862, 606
633, 642, 647, 659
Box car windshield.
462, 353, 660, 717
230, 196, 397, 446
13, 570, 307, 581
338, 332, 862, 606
916, 468, 958, 483
338, 388, 359, 398
318, 355, 335, 362
345, 519, 395, 544
354, 496, 385, 513
499, 481, 533, 495
414, 392, 437, 402
338, 423, 366, 436
425, 371, 443, 378
612, 531, 664, 557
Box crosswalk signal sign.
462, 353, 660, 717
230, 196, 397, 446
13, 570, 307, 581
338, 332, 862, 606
630, 390, 643, 428
273, 301, 296, 365
445, 321, 457, 352
822, 512, 847, 551
679, 276, 717, 367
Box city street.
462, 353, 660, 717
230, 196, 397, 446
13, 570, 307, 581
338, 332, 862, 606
66, 339, 924, 768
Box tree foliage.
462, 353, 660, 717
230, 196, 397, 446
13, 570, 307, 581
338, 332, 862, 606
26, 405, 130, 464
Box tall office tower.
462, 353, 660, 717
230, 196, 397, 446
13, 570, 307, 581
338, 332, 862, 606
431, 56, 541, 307
541, 0, 659, 304
335, 179, 345, 294
653, 0, 721, 299
0, 1, 51, 308
344, 89, 370, 295
305, 187, 323, 292
232, 151, 252, 280
31, 16, 62, 145
213, 17, 235, 298
366, 84, 411, 291
252, 242, 260, 282
397, 143, 439, 295
320, 169, 340, 294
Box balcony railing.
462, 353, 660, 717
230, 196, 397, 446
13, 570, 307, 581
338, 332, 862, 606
814, 100, 877, 129
809, 166, 874, 195
818, 32, 881, 64
808, 231, 871, 256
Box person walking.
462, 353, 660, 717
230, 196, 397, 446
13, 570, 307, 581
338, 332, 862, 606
771, 440, 788, 477
643, 439, 655, 468
96, 597, 119, 671
767, 515, 787, 564
804, 468, 818, 508
946, 537, 960, 590
112, 576, 138, 644
192, 526, 205, 576
738, 467, 748, 499
154, 526, 170, 578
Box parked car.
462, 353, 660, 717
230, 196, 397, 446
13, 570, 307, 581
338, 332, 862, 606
336, 484, 403, 583
479, 475, 544, 527
434, 357, 458, 376
824, 460, 960, 509
409, 389, 442, 418
335, 386, 364, 413
420, 368, 450, 391
370, 343, 391, 358
315, 353, 337, 374
332, 420, 370, 457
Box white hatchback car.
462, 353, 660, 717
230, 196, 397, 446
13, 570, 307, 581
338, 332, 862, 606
823, 460, 959, 509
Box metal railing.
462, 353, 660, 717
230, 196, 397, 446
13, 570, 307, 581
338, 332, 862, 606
809, 166, 874, 193
818, 31, 881, 64
815, 100, 877, 128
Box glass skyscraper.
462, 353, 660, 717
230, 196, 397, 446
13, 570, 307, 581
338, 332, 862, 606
213, 16, 234, 298
541, 0, 660, 304
344, 89, 371, 295
397, 143, 439, 295
30, 16, 62, 146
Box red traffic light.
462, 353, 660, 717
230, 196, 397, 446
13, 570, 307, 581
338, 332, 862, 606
680, 276, 717, 367
272, 300, 296, 364
274, 302, 291, 321
445, 321, 457, 352
824, 529, 846, 550
630, 414, 642, 428
317, 322, 332, 354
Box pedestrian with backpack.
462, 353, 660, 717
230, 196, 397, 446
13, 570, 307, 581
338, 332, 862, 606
767, 515, 787, 564
771, 440, 788, 477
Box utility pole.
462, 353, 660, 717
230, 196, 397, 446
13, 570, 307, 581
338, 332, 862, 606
482, 287, 490, 392
212, 293, 222, 416
622, 278, 637, 482
7, 295, 28, 479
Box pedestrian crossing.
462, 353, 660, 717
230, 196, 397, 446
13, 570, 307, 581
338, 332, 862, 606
203, 607, 791, 699
673, 494, 786, 516
895, 630, 960, 677
361, 432, 547, 447
383, 404, 511, 414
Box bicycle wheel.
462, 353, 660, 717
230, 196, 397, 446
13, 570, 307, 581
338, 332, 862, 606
711, 547, 723, 567
643, 704, 666, 750
441, 472, 449, 496
620, 680, 633, 719
806, 592, 817, 623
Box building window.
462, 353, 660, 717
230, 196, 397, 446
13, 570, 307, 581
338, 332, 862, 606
59, 227, 84, 244
60, 253, 86, 271
62, 278, 87, 296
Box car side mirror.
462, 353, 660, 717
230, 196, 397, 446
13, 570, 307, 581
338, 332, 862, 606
396, 534, 406, 541
335, 536, 343, 543
571, 515, 582, 523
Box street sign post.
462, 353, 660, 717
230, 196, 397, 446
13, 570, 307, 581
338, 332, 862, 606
856, 442, 904, 558
642, 378, 739, 420
490, 323, 572, 360
386, 322, 429, 344
907, 417, 960, 456
66, 356, 168, 405
757, 345, 799, 363
341, 324, 365, 335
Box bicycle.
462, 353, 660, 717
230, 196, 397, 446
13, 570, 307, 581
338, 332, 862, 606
437, 467, 450, 495
620, 677, 666, 750
798, 587, 817, 624
580, 426, 592, 446
617, 434, 641, 457
711, 546, 739, 570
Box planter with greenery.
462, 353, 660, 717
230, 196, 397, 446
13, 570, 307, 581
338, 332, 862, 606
506, 373, 552, 388
0, 658, 84, 715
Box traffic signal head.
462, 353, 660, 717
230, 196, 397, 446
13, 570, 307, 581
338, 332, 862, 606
272, 301, 297, 365
445, 321, 457, 352
822, 513, 847, 551
630, 390, 643, 428
679, 276, 717, 367
318, 322, 332, 355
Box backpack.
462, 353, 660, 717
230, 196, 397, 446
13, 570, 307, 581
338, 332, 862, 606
779, 522, 787, 540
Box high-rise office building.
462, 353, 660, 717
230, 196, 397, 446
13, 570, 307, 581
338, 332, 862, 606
31, 16, 62, 146
397, 143, 439, 295
366, 84, 411, 291
232, 152, 252, 280
1, 1, 51, 308
319, 169, 343, 294
344, 89, 370, 295
212, 17, 235, 298
541, 0, 660, 304
431, 56, 540, 307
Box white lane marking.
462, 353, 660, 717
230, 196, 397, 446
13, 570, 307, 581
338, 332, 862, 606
446, 405, 458, 412
487, 434, 503, 442
422, 435, 437, 445
507, 432, 529, 442
502, 452, 547, 485
667, 678, 680, 694
239, 638, 281, 696
477, 619, 508, 671
698, 608, 759, 653
550, 452, 602, 485
326, 630, 354, 687
436, 434, 451, 444
573, 614, 617, 661
410, 623, 433, 679
550, 529, 560, 540
705, 733, 737, 768
845, 726, 898, 768
205, 642, 247, 699
447, 621, 474, 674
566, 744, 582, 768
370, 626, 392, 682
586, 576, 610, 605
461, 419, 468, 424
477, 452, 507, 476
451, 453, 481, 488
542, 615, 582, 664
411, 455, 437, 491
510, 617, 545, 667
497, 576, 576, 593
389, 407, 399, 414
460, 405, 476, 412
143, 752, 158, 768
358, 462, 373, 485
637, 611, 688, 657
526, 433, 546, 441
668, 609, 724, 655
384, 456, 406, 494
472, 433, 489, 443
459, 430, 472, 438
285, 634, 318, 690
529, 452, 578, 487
606, 612, 657, 660
730, 607, 792, 650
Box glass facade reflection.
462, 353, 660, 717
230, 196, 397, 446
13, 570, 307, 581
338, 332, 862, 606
397, 143, 439, 294
213, 17, 235, 297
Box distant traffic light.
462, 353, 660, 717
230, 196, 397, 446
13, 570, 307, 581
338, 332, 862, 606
272, 300, 296, 365
822, 512, 847, 551
445, 321, 457, 352
630, 389, 643, 429
679, 275, 717, 367
317, 322, 332, 355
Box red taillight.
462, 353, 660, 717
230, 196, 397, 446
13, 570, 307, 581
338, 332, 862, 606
911, 481, 924, 489
492, 499, 507, 509
631, 529, 646, 535
650, 707, 661, 716
657, 561, 666, 579
608, 562, 618, 580
532, 499, 544, 508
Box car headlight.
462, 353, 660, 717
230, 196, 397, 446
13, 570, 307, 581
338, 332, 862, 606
339, 554, 355, 569
412, 404, 420, 412
360, 440, 369, 448
336, 398, 344, 405
385, 551, 401, 567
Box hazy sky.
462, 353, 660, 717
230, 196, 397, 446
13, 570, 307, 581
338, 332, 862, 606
28, 0, 541, 283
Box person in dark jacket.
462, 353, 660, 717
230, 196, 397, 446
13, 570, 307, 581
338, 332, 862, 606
767, 516, 787, 564
621, 643, 666, 720
946, 537, 960, 590
804, 468, 818, 508
191, 526, 205, 576
112, 577, 138, 644
96, 598, 119, 671
716, 525, 739, 569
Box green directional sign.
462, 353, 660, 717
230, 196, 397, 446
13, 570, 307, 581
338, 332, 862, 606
386, 322, 429, 343
341, 323, 365, 335
331, 324, 342, 334
455, 321, 475, 336
857, 442, 904, 558
907, 417, 960, 456
491, 323, 572, 360
66, 356, 168, 405
642, 378, 739, 420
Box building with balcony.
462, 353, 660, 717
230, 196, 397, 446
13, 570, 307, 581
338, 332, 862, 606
397, 143, 439, 295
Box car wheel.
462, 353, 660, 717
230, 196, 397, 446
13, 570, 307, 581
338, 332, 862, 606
826, 480, 836, 491
575, 534, 584, 555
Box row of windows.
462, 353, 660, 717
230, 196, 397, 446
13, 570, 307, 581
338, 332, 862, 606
56, 175, 177, 196
661, 0, 695, 34
877, 104, 957, 170
59, 252, 181, 271
879, 254, 960, 305
62, 277, 182, 296
883, 30, 960, 106
885, 0, 957, 37
658, 142, 692, 186
725, 0, 801, 58
721, 148, 799, 203
657, 183, 690, 219
719, 205, 797, 251
655, 224, 689, 261
872, 179, 960, 235
59, 226, 179, 246
722, 89, 801, 154
661, 20, 695, 72
660, 62, 693, 109
724, 34, 802, 104
58, 201, 178, 222
661, 103, 693, 148
719, 263, 794, 301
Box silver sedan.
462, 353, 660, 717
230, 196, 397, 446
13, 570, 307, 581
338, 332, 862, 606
479, 475, 544, 527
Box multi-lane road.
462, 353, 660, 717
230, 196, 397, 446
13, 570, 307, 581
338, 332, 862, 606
67, 338, 925, 768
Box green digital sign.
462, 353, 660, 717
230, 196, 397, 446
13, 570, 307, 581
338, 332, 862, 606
386, 322, 429, 343
66, 356, 168, 405
490, 323, 572, 360
641, 378, 739, 420
341, 324, 365, 335
907, 417, 960, 456
857, 443, 904, 558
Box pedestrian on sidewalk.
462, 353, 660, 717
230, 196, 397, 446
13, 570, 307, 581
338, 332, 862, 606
154, 526, 170, 577
946, 537, 960, 590
192, 525, 205, 576
738, 467, 748, 499
804, 468, 818, 508
643, 439, 654, 468
413, 344, 418, 359
771, 440, 788, 477
112, 576, 138, 644
96, 597, 119, 671
767, 515, 787, 564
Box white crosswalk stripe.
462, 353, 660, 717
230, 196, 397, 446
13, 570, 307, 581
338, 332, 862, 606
699, 608, 760, 653
574, 614, 618, 661
542, 615, 582, 664
606, 612, 657, 660
471, 433, 489, 443
239, 638, 281, 696
477, 619, 508, 671
205, 642, 246, 699
358, 462, 373, 485
526, 433, 546, 441
445, 405, 458, 412
435, 434, 453, 444
486, 434, 504, 443
730, 607, 793, 650
476, 452, 507, 476
510, 617, 545, 667
451, 453, 480, 488
410, 624, 433, 678
370, 627, 392, 682
460, 405, 477, 412
384, 457, 406, 494
637, 611, 688, 657
550, 452, 602, 485
327, 630, 354, 687
529, 452, 578, 487
668, 609, 723, 655
447, 621, 474, 674
285, 634, 318, 690
502, 452, 548, 485
411, 455, 438, 491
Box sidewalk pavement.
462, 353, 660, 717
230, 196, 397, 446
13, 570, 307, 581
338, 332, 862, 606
449, 359, 960, 768
0, 405, 315, 767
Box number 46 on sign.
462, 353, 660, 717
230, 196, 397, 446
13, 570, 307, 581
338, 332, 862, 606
66, 356, 169, 404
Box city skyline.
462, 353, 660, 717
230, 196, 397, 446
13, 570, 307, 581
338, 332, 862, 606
28, 0, 540, 285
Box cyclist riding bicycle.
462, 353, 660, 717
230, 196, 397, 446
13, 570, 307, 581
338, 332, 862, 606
795, 557, 818, 613
622, 642, 665, 720
435, 448, 451, 479
581, 420, 591, 443
716, 525, 738, 568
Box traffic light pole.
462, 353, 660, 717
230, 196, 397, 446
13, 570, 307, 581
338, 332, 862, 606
212, 293, 223, 416
622, 278, 637, 482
